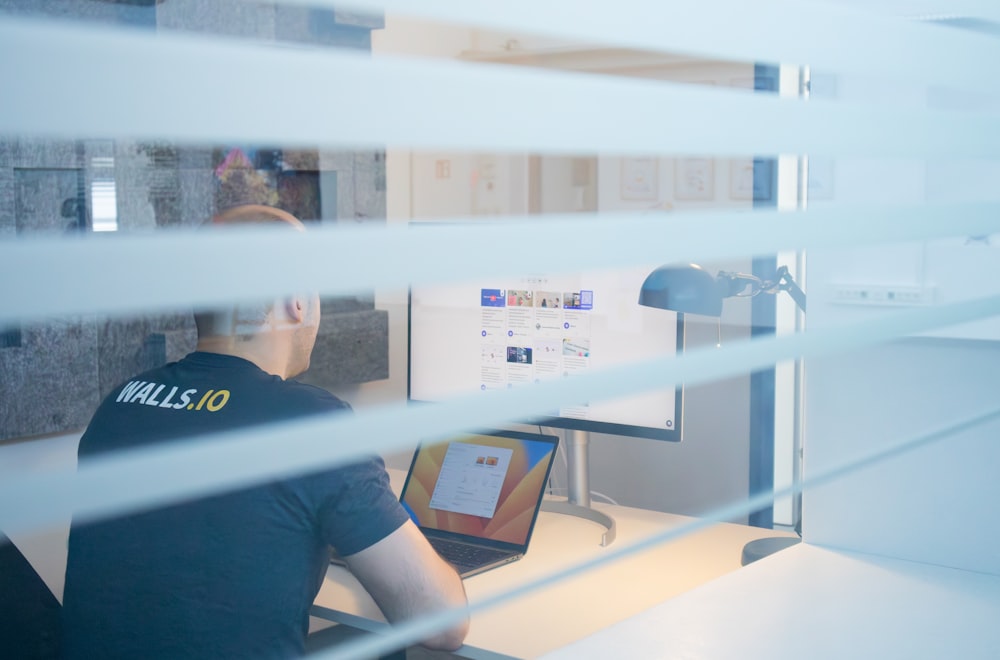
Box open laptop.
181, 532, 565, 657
398, 430, 559, 578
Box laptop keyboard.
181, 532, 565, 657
427, 537, 514, 572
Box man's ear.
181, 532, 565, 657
281, 295, 306, 324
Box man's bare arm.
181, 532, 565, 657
344, 520, 469, 651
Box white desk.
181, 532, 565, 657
312, 469, 797, 659
541, 543, 1000, 660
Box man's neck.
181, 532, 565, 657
195, 337, 290, 379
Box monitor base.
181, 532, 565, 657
541, 500, 617, 546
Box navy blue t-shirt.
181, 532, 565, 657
61, 352, 409, 659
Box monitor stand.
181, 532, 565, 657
540, 429, 616, 546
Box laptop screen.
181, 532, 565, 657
399, 430, 559, 546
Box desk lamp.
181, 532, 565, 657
638, 263, 806, 316
637, 262, 806, 561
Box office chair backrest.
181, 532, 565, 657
0, 532, 61, 659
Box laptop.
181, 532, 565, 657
398, 430, 559, 578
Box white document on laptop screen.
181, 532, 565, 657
429, 442, 514, 519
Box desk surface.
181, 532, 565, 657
312, 469, 796, 659
541, 543, 1000, 660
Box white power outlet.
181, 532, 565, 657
831, 284, 934, 307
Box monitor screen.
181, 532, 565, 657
409, 266, 683, 440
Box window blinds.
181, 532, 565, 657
2, 1, 999, 657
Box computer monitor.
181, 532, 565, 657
408, 266, 684, 441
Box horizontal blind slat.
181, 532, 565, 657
2, 203, 999, 323
2, 19, 999, 157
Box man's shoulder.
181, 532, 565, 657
91, 354, 351, 430
272, 378, 353, 415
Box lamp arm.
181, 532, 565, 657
716, 271, 763, 297
714, 267, 806, 311
775, 266, 807, 312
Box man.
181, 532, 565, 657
61, 205, 468, 658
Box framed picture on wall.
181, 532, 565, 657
729, 159, 754, 200
620, 157, 659, 201
674, 158, 714, 200
472, 155, 501, 215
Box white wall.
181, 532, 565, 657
332, 17, 482, 444
804, 341, 1000, 574
802, 63, 1000, 574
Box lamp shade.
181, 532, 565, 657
638, 264, 725, 316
